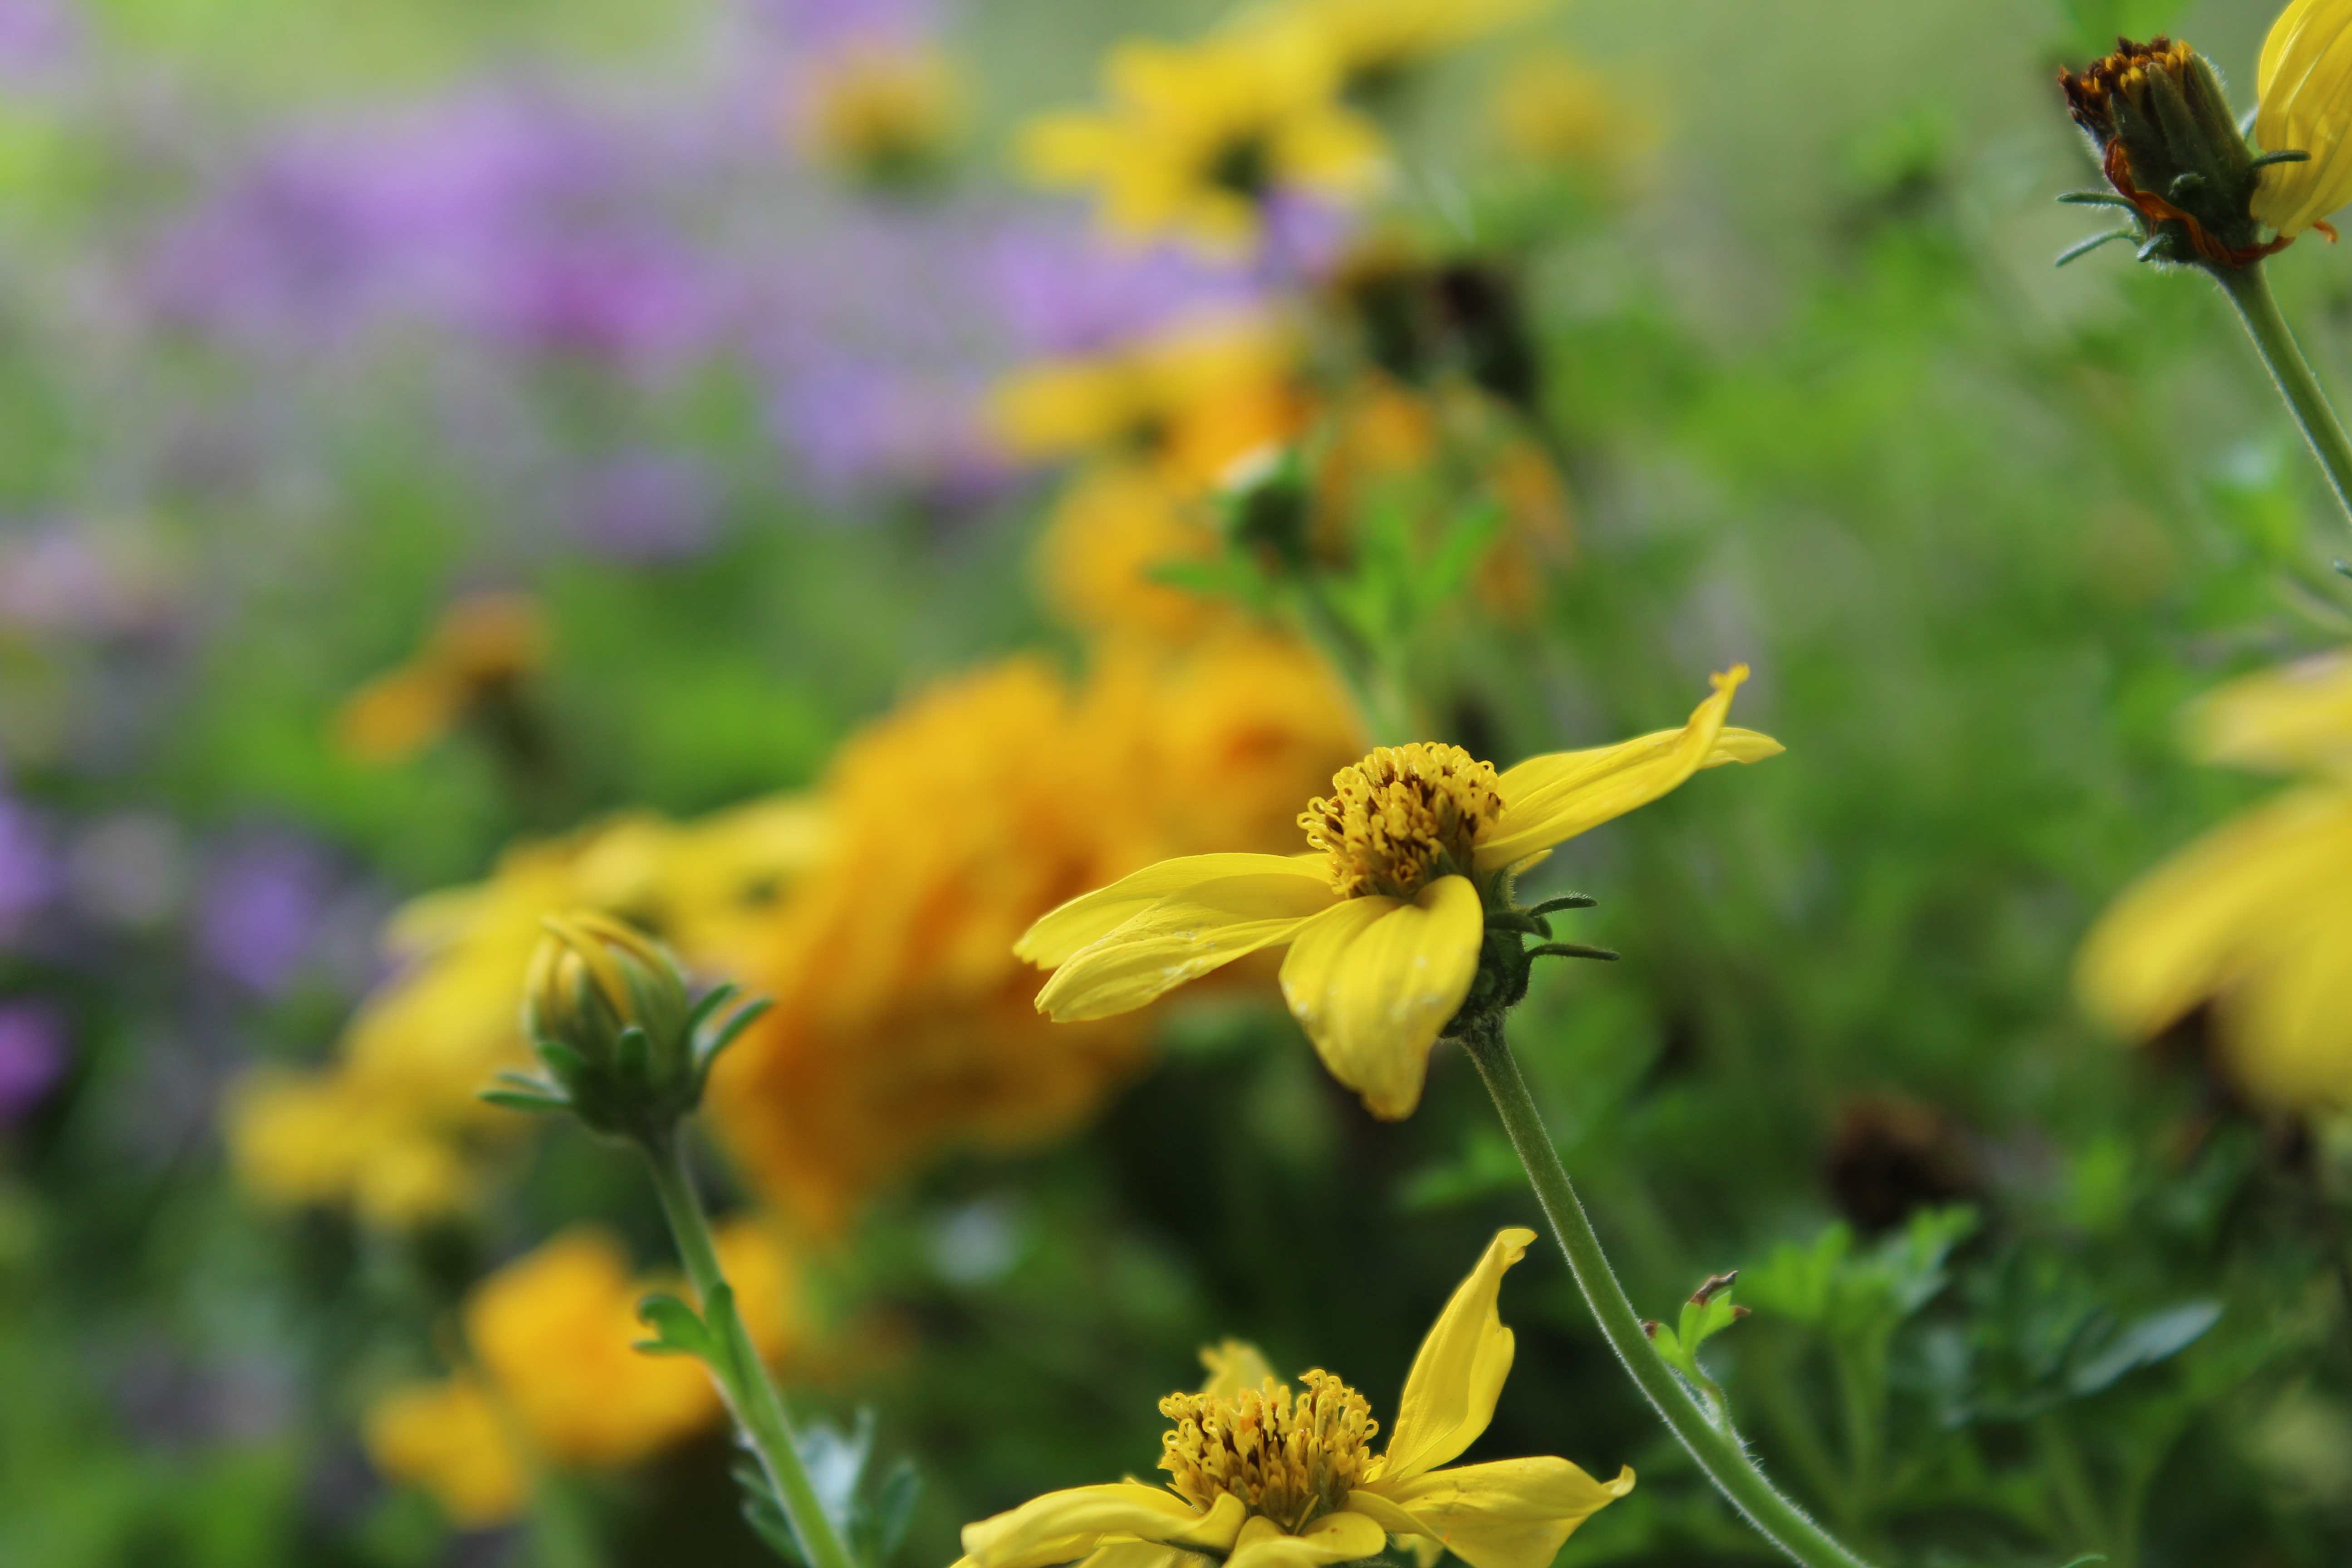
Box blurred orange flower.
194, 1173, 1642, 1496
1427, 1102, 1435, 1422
365, 1219, 804, 1527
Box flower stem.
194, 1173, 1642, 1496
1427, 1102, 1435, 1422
2215, 262, 2352, 528
642, 1134, 860, 1568
1460, 1020, 1875, 1568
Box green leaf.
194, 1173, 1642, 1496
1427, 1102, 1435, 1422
477, 1088, 571, 1114
2064, 1301, 2222, 1396
635, 1292, 717, 1360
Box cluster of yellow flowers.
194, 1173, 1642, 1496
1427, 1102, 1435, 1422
1018, 0, 1540, 254
2079, 652, 2352, 1109
365, 1219, 803, 1526
226, 800, 822, 1226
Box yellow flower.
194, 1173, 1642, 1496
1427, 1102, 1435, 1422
364, 1219, 805, 1526
363, 1377, 526, 1529
336, 593, 547, 764
2078, 652, 2352, 1107
2255, 0, 2352, 239
225, 804, 823, 1227
955, 1229, 1632, 1568
1490, 50, 1651, 181
1018, 670, 1780, 1117
712, 644, 1365, 1232
1039, 462, 1231, 647
1283, 0, 1542, 92
991, 311, 1307, 495
797, 40, 963, 184
1019, 21, 1384, 253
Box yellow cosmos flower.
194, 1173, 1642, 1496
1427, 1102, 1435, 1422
955, 1229, 1631, 1568
365, 1219, 804, 1527
2078, 652, 2352, 1107
1039, 462, 1230, 647
1019, 21, 1384, 253
337, 593, 547, 764
2254, 0, 2352, 239
991, 312, 1307, 495
1018, 669, 1779, 1118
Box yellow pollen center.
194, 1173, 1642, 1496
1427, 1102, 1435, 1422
1157, 1371, 1378, 1531
1300, 743, 1504, 899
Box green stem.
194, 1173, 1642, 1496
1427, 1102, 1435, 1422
1460, 1020, 1875, 1568
643, 1135, 860, 1568
2215, 262, 2352, 528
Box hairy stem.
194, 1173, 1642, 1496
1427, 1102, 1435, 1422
1461, 1019, 1875, 1568
2215, 262, 2352, 528
644, 1135, 859, 1568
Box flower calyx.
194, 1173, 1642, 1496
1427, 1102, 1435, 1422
2055, 35, 2304, 271
487, 911, 772, 1144
1443, 882, 1617, 1044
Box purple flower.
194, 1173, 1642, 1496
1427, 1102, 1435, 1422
198, 836, 332, 996
0, 0, 80, 84
0, 794, 54, 945
0, 1002, 65, 1123
984, 221, 1262, 356
753, 0, 940, 49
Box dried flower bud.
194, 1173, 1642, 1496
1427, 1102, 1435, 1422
2059, 36, 2285, 269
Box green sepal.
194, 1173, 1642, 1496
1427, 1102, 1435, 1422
696, 996, 776, 1090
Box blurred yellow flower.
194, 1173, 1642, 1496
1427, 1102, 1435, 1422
2079, 652, 2352, 1107
713, 642, 1365, 1232
1039, 462, 1230, 647
797, 41, 963, 183
365, 1219, 804, 1526
225, 804, 823, 1226
1282, 0, 1543, 92
363, 1377, 525, 1529
2254, 0, 2352, 239
991, 311, 1307, 494
1490, 50, 1650, 180
955, 1228, 1631, 1568
711, 660, 1157, 1234
1019, 670, 1779, 1118
1019, 22, 1384, 253
337, 593, 547, 764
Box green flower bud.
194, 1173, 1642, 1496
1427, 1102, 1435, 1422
519, 912, 700, 1140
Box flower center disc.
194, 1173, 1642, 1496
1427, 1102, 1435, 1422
1302, 743, 1503, 899
1158, 1371, 1377, 1531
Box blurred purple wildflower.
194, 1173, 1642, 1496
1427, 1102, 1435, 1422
0, 0, 80, 84
198, 836, 333, 996
984, 221, 1261, 355
754, 0, 941, 49
0, 793, 54, 945
0, 1002, 65, 1123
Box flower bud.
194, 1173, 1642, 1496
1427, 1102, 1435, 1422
2059, 37, 2280, 269
520, 912, 698, 1139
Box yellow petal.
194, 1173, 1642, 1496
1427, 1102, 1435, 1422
1197, 1338, 1278, 1396
2076, 787, 2352, 1043
2190, 652, 2352, 774
1034, 873, 1337, 1022
1379, 1229, 1535, 1482
1223, 1510, 1387, 1568
961, 1485, 1243, 1568
2225, 869, 2352, 1108
1361, 1459, 1635, 1568
1073, 1546, 1212, 1568
2255, 0, 2352, 235
1019, 113, 1123, 184
1018, 854, 1329, 969
1283, 877, 1481, 1120
1476, 668, 1771, 869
